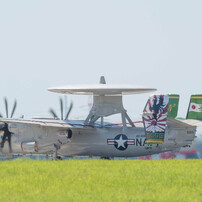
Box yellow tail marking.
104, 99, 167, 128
191, 96, 202, 99
169, 96, 179, 99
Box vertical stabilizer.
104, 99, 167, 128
167, 94, 180, 118
143, 95, 169, 144
186, 94, 202, 120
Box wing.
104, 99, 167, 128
0, 118, 72, 128
167, 117, 197, 128
0, 118, 94, 131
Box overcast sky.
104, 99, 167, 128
0, 0, 202, 121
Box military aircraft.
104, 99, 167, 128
0, 77, 199, 159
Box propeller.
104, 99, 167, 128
10, 100, 17, 118
0, 123, 12, 153
64, 102, 73, 120
1, 97, 17, 118
49, 97, 73, 120
0, 97, 17, 153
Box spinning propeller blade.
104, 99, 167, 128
4, 98, 8, 118
10, 100, 17, 118
65, 102, 73, 120
49, 97, 73, 120
49, 109, 59, 119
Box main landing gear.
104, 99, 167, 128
100, 157, 113, 160
52, 144, 62, 160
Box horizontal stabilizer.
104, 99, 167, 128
183, 119, 202, 127
167, 117, 196, 128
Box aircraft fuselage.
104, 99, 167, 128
0, 121, 196, 158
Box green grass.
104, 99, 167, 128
0, 159, 201, 202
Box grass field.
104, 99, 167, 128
0, 159, 201, 201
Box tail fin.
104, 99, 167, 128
167, 94, 180, 118
142, 95, 169, 144
186, 94, 202, 120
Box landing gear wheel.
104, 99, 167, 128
100, 157, 111, 160
56, 156, 62, 160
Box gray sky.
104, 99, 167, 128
0, 0, 202, 121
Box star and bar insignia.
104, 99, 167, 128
107, 134, 135, 151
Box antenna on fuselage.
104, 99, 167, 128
100, 76, 106, 84
99, 76, 106, 126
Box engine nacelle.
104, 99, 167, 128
21, 141, 38, 153
8, 124, 20, 134
57, 129, 72, 139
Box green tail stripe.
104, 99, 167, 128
167, 94, 180, 119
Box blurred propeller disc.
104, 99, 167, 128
49, 98, 73, 120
